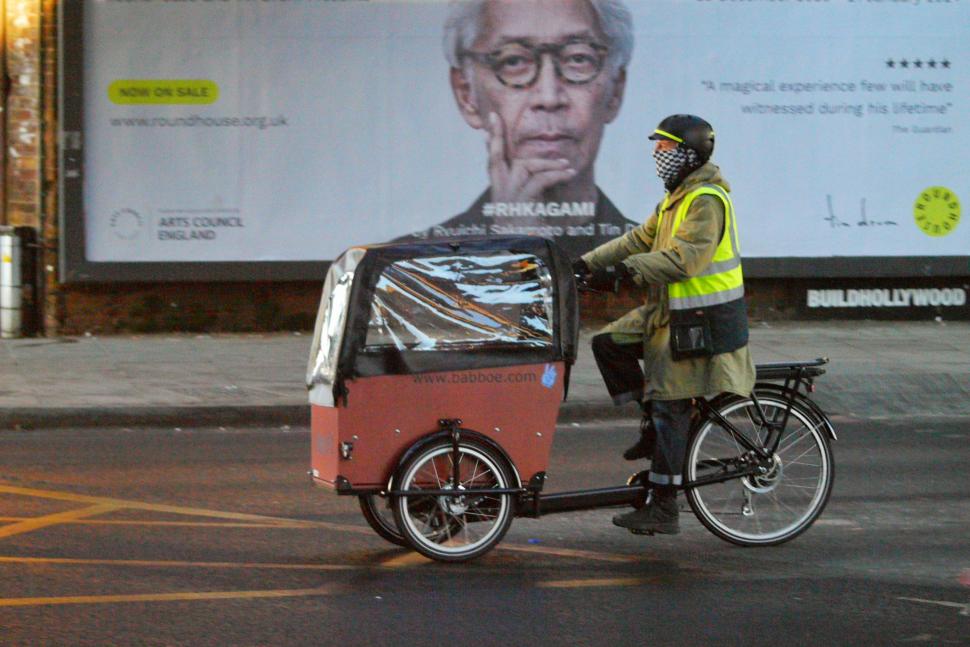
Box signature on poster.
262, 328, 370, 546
824, 195, 898, 230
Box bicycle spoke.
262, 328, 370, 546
714, 416, 747, 457
461, 458, 486, 488
768, 490, 800, 518
442, 510, 454, 542
742, 407, 764, 445
779, 481, 821, 489
719, 483, 741, 519
777, 427, 812, 455
417, 502, 437, 535
786, 443, 821, 466
764, 491, 785, 524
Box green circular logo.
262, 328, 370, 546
914, 187, 960, 237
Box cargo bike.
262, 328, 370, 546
306, 236, 835, 563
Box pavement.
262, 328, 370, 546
2, 320, 970, 430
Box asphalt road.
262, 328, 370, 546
0, 417, 968, 646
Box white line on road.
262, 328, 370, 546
812, 518, 860, 527
898, 596, 970, 616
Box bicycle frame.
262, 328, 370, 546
387, 359, 834, 517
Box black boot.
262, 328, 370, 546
623, 415, 656, 461
612, 488, 679, 535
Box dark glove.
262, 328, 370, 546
589, 263, 634, 293
572, 258, 592, 289
571, 258, 590, 278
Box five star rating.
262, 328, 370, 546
886, 59, 951, 69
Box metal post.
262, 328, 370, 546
0, 226, 22, 337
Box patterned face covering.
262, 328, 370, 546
653, 146, 700, 191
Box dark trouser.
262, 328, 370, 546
647, 399, 692, 488
590, 333, 692, 490
590, 333, 644, 406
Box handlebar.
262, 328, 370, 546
574, 271, 602, 294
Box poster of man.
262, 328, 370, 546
75, 0, 967, 277
396, 0, 640, 258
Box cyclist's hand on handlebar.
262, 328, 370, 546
589, 263, 634, 294
572, 258, 592, 288
572, 258, 590, 278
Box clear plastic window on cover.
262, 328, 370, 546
311, 272, 353, 384
365, 253, 554, 351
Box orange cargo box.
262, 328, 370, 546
311, 362, 565, 490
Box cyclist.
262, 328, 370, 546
573, 114, 756, 535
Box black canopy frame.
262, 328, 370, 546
335, 236, 578, 385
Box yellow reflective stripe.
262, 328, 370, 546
670, 265, 743, 298
698, 256, 741, 277
653, 129, 683, 143
669, 285, 745, 310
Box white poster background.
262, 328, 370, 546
83, 0, 969, 262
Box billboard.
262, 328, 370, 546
60, 0, 969, 281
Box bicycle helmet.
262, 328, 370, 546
648, 114, 715, 163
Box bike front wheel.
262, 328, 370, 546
392, 439, 515, 562
685, 395, 834, 546
359, 494, 406, 547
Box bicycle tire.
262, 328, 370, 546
685, 394, 834, 546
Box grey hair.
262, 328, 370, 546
442, 0, 634, 78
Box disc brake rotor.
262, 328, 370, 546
742, 454, 783, 494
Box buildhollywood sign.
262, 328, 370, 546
807, 287, 967, 309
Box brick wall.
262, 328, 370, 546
4, 0, 42, 231
61, 281, 319, 335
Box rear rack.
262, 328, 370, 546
755, 357, 828, 381
752, 358, 830, 416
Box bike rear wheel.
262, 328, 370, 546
685, 395, 833, 546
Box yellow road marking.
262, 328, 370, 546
0, 483, 644, 565
0, 587, 334, 608
0, 504, 119, 540
377, 545, 639, 566
0, 483, 367, 533
0, 556, 359, 572
537, 577, 660, 589
499, 543, 639, 563
380, 552, 432, 568
0, 517, 317, 529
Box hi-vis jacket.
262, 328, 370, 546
581, 162, 755, 401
